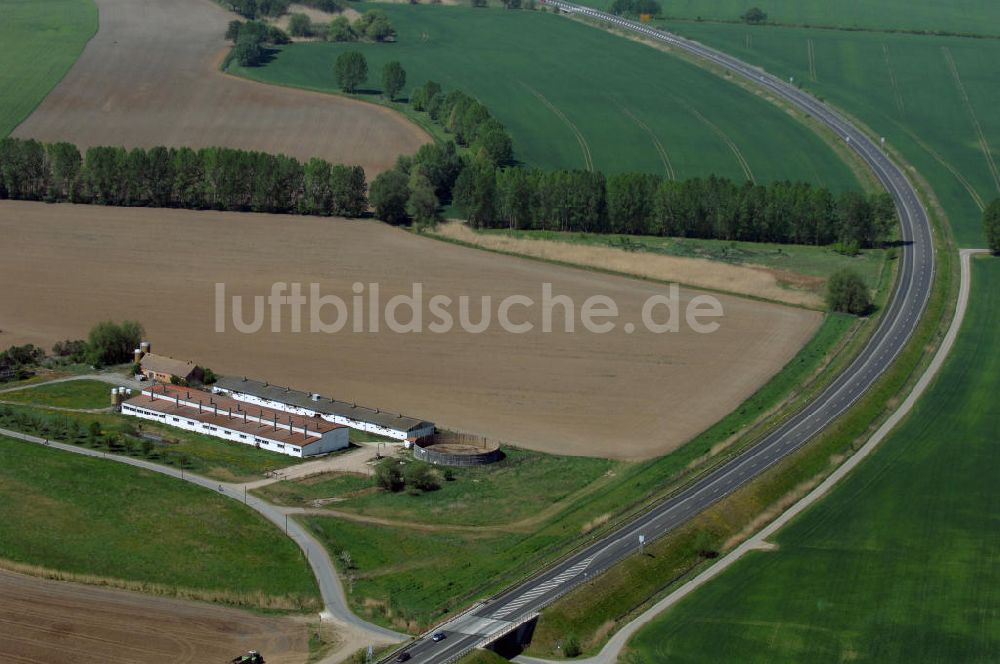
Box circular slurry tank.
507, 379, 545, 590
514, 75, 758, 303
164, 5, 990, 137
413, 434, 502, 467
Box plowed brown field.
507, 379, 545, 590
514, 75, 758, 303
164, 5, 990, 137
0, 200, 821, 459
0, 569, 310, 664
11, 0, 428, 174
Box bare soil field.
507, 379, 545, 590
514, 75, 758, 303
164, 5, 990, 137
0, 200, 821, 459
433, 222, 822, 307
0, 569, 310, 664
11, 0, 428, 174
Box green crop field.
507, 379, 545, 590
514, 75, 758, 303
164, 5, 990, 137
625, 256, 1000, 663
1, 379, 113, 409
574, 0, 1000, 36
258, 447, 615, 526
231, 4, 858, 190
0, 0, 97, 136
0, 435, 320, 610
661, 22, 1000, 247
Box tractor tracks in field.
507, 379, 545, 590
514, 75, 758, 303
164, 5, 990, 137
608, 96, 676, 179
678, 98, 756, 183
520, 82, 594, 171
942, 46, 1000, 193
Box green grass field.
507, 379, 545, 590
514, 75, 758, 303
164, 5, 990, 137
257, 447, 615, 526
0, 435, 320, 610
477, 228, 889, 289
625, 256, 1000, 663
1, 379, 113, 409
0, 0, 96, 136
575, 0, 1000, 36
662, 22, 1000, 247
231, 4, 858, 190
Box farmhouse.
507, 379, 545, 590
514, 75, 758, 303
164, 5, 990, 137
121, 384, 348, 457
213, 376, 435, 442
134, 342, 201, 383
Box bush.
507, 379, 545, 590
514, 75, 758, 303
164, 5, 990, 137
288, 12, 313, 37
984, 199, 1000, 254
374, 459, 405, 492
741, 6, 768, 23
563, 635, 581, 658
826, 269, 872, 315
404, 463, 440, 492
87, 320, 144, 366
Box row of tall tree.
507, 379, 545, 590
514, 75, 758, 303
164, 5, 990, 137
411, 80, 514, 167
0, 138, 367, 216
450, 168, 895, 247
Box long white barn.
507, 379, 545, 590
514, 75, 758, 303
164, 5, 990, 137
213, 376, 435, 442
121, 384, 349, 457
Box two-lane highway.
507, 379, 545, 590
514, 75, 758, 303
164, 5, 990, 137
391, 4, 936, 662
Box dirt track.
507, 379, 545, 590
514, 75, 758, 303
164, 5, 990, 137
0, 569, 310, 664
0, 200, 821, 459
11, 0, 428, 174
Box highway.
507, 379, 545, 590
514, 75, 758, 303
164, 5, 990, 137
390, 4, 937, 663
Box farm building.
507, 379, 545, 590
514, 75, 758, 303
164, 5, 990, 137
121, 384, 348, 457
213, 376, 435, 441
134, 342, 201, 383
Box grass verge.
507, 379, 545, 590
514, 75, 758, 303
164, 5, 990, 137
1, 379, 114, 409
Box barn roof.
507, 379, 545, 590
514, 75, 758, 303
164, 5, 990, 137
214, 376, 434, 434
139, 353, 197, 378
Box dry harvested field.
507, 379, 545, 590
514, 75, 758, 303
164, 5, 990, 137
0, 201, 821, 459
433, 222, 822, 307
11, 0, 428, 174
0, 569, 310, 664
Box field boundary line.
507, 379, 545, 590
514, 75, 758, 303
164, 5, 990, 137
514, 248, 988, 664
608, 96, 676, 179
519, 82, 594, 171
941, 47, 1000, 192
881, 44, 905, 114
678, 99, 756, 183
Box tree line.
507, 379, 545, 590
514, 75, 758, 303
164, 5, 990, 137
0, 138, 367, 216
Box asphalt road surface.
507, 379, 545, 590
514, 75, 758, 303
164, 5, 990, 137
388, 4, 936, 664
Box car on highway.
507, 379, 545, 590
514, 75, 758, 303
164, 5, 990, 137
432, 632, 447, 642
394, 652, 411, 662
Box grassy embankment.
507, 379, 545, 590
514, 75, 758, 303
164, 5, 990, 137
2, 379, 113, 409
625, 256, 1000, 663
0, 435, 320, 610
661, 21, 1000, 247
231, 3, 859, 189
0, 0, 96, 136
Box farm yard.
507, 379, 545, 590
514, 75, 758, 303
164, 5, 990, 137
0, 569, 313, 664
11, 0, 429, 174
624, 256, 1000, 663
0, 200, 821, 460
665, 22, 1000, 246
231, 3, 861, 189
0, 0, 96, 137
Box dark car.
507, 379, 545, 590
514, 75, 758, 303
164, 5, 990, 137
432, 632, 447, 642
395, 653, 411, 662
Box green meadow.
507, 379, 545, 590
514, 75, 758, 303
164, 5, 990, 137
0, 0, 96, 136
232, 4, 859, 190
664, 21, 1000, 246
2, 379, 113, 409
0, 435, 320, 610
626, 257, 1000, 663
